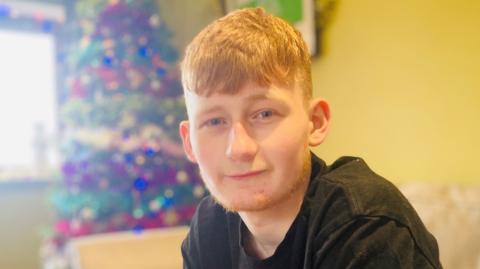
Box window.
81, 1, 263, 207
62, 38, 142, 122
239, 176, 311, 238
0, 29, 59, 181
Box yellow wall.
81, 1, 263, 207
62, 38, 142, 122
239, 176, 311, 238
0, 184, 52, 269
312, 0, 480, 184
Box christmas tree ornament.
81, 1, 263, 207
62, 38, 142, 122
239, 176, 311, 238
176, 170, 189, 184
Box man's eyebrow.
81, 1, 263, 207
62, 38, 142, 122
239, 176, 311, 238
196, 105, 224, 117
246, 93, 271, 101
246, 92, 286, 103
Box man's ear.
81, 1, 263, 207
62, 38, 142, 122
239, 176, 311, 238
308, 98, 331, 147
179, 121, 197, 163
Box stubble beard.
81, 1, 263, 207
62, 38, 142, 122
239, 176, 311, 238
203, 149, 312, 213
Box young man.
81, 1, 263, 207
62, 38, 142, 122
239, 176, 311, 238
178, 7, 441, 269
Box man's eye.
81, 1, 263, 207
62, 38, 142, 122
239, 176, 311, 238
255, 110, 274, 119
205, 118, 225, 127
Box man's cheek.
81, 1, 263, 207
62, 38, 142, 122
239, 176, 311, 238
267, 134, 303, 154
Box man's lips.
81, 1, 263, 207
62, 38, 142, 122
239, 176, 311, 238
224, 170, 266, 180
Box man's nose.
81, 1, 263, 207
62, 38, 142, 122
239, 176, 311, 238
225, 122, 258, 162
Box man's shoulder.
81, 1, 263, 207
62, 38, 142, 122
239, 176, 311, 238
189, 195, 240, 244
305, 155, 440, 267
309, 156, 414, 223
183, 196, 235, 268
182, 196, 232, 268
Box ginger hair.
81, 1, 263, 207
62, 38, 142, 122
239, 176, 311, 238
181, 7, 312, 100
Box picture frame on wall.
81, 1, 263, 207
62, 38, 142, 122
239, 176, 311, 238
220, 0, 318, 56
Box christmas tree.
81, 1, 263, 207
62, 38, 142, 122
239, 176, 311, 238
49, 0, 204, 247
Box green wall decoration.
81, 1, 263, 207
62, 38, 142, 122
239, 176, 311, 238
220, 0, 338, 56
232, 0, 303, 24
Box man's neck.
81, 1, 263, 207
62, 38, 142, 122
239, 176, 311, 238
238, 179, 309, 259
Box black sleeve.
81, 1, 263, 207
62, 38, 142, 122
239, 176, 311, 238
181, 205, 202, 269
181, 196, 233, 269
314, 216, 441, 269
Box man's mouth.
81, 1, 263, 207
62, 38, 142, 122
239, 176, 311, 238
224, 170, 265, 180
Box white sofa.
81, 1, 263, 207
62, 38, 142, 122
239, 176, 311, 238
400, 183, 480, 269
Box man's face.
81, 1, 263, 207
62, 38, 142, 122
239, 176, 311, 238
180, 82, 315, 212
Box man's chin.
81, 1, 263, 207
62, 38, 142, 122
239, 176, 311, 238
212, 193, 275, 213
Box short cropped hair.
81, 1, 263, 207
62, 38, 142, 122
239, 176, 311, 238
181, 7, 312, 100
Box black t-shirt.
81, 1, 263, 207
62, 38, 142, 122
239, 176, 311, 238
182, 154, 442, 269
